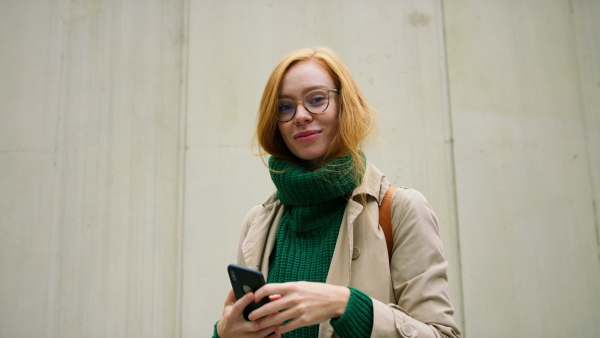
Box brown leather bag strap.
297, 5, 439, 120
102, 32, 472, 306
380, 185, 397, 264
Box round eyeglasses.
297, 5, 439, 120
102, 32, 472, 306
276, 88, 340, 122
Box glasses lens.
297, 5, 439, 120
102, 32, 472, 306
277, 99, 295, 122
304, 90, 330, 113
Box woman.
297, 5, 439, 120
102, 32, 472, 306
214, 47, 461, 338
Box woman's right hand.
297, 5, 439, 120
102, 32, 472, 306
217, 289, 281, 338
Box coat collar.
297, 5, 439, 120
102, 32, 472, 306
351, 161, 389, 206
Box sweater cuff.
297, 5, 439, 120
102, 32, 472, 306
330, 286, 373, 338
212, 321, 220, 338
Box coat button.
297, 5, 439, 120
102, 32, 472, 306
401, 324, 412, 336
352, 247, 361, 260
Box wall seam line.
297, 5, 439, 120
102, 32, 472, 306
569, 0, 600, 266
438, 0, 466, 335
175, 0, 191, 336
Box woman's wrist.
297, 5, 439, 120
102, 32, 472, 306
332, 285, 351, 318
330, 287, 374, 337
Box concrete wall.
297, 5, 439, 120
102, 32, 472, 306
0, 1, 598, 337
0, 1, 185, 337
445, 1, 600, 336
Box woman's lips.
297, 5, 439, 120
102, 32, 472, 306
294, 130, 321, 142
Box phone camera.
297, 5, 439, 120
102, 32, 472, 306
229, 271, 237, 282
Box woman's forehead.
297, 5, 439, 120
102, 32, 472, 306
280, 60, 335, 95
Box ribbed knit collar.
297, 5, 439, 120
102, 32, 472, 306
268, 155, 365, 207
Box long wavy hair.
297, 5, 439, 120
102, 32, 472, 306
254, 47, 375, 178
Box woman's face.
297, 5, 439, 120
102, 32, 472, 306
277, 59, 339, 166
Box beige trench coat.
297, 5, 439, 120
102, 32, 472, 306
237, 162, 461, 338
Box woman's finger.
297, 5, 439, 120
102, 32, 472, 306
223, 289, 237, 306
257, 324, 282, 338
231, 292, 255, 318
268, 294, 282, 301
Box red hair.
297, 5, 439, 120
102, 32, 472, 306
254, 47, 375, 174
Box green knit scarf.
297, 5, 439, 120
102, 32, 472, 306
268, 155, 363, 231
267, 155, 364, 337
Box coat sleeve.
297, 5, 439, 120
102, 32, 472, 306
370, 188, 461, 338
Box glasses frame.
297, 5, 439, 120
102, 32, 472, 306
276, 88, 340, 122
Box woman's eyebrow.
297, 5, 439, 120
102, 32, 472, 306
279, 85, 329, 99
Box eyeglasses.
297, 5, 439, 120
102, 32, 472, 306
276, 88, 340, 122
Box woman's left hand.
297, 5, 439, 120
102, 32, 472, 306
248, 282, 350, 335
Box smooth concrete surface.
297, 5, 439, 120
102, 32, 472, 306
0, 1, 185, 337
445, 0, 600, 336
0, 1, 598, 337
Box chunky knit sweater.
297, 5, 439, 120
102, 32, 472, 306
267, 156, 373, 337
213, 156, 373, 337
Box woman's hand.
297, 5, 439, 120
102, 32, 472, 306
249, 282, 351, 335
217, 289, 282, 338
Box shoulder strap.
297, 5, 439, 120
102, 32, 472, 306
379, 185, 397, 264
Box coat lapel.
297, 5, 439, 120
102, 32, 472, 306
241, 198, 284, 277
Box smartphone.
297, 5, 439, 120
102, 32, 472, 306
227, 264, 270, 321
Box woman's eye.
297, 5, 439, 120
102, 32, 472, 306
278, 103, 294, 112
308, 95, 327, 105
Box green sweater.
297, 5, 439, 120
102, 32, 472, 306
267, 200, 374, 337
213, 156, 373, 337
267, 156, 373, 337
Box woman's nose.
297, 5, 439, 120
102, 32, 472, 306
294, 103, 313, 123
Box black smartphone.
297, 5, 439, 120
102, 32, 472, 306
227, 264, 270, 321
